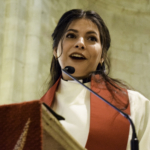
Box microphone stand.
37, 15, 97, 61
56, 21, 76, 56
62, 68, 139, 150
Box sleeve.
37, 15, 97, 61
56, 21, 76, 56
126, 90, 150, 150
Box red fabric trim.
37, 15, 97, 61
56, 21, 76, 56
40, 76, 61, 107
85, 76, 130, 150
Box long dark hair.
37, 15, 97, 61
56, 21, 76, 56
48, 9, 130, 109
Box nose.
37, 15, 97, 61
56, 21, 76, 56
75, 37, 86, 50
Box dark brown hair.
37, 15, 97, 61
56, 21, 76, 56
48, 9, 129, 109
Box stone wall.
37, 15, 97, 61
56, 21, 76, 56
0, 0, 44, 104
0, 0, 87, 104
0, 0, 149, 104
87, 0, 150, 98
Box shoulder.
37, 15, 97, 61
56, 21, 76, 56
127, 90, 150, 127
126, 90, 150, 150
127, 90, 150, 116
127, 90, 150, 122
127, 90, 150, 105
127, 90, 150, 148
127, 90, 150, 133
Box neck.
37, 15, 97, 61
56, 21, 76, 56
62, 75, 91, 83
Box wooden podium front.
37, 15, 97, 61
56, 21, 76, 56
0, 100, 86, 150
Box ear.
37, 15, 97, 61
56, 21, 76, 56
53, 48, 57, 58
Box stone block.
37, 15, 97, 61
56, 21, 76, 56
142, 43, 150, 54
132, 41, 142, 53
109, 69, 131, 85
130, 73, 142, 90
11, 60, 24, 103
1, 0, 150, 104
138, 76, 150, 99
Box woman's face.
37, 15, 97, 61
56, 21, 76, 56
54, 18, 103, 80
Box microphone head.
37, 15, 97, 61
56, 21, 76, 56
64, 66, 75, 74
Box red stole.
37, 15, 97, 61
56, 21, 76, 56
40, 76, 130, 150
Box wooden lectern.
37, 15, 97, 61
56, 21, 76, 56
0, 100, 86, 150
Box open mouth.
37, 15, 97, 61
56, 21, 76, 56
70, 53, 86, 60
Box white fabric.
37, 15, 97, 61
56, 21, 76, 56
126, 90, 150, 150
53, 79, 150, 149
52, 79, 90, 147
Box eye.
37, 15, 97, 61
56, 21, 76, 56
88, 36, 97, 42
66, 33, 76, 38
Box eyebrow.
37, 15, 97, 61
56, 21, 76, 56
66, 29, 98, 35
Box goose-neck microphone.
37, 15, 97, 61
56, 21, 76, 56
62, 66, 139, 150
64, 66, 75, 74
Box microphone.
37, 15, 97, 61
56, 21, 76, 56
62, 66, 139, 150
64, 66, 75, 74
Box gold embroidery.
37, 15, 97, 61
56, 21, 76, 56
13, 118, 31, 150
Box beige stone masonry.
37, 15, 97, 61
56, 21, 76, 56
0, 0, 150, 104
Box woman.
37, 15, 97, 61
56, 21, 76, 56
41, 9, 150, 150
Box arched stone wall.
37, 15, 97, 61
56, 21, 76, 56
0, 0, 149, 104
87, 0, 150, 98
0, 0, 87, 104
